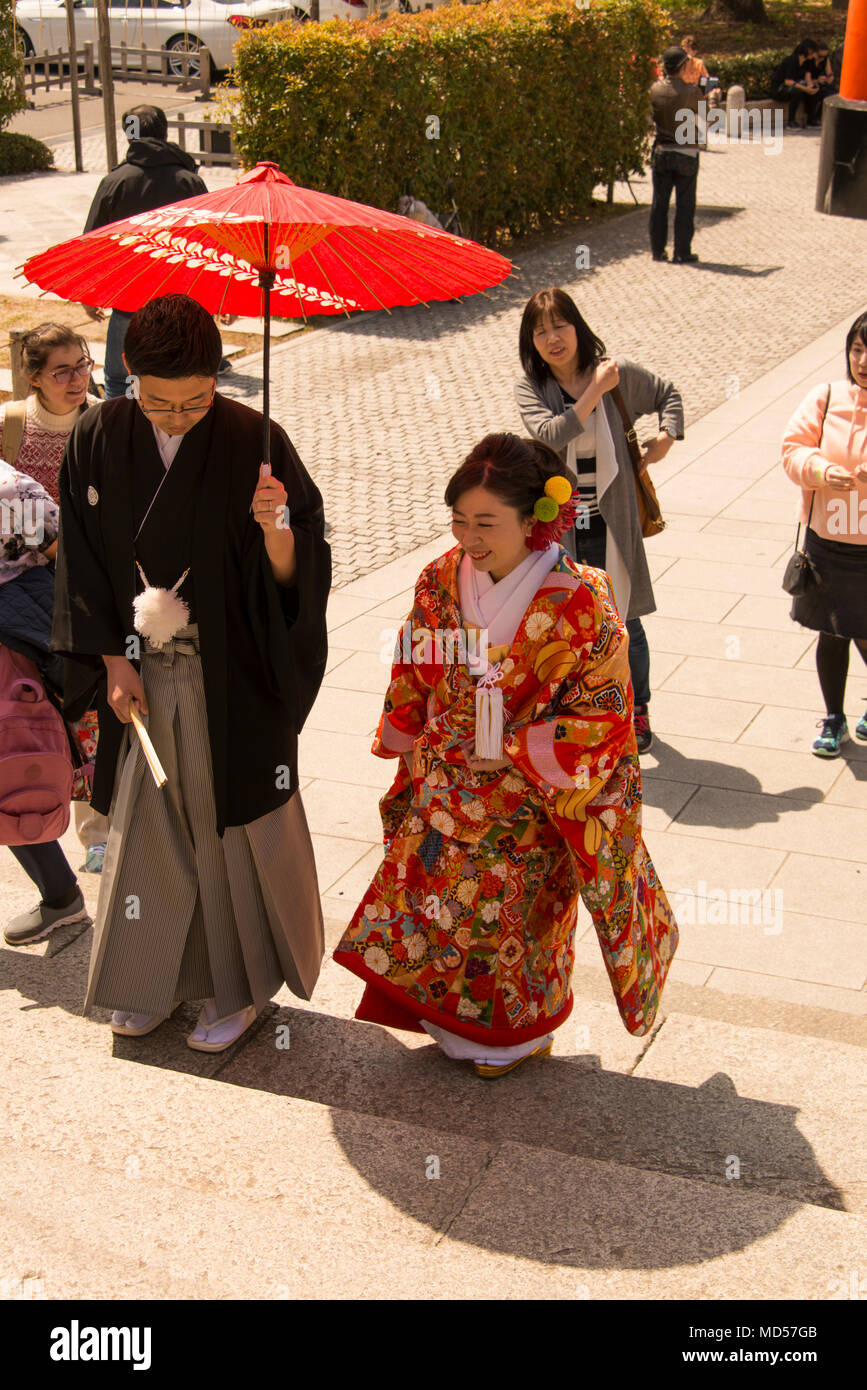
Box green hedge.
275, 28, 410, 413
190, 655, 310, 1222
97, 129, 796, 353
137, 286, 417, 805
232, 0, 668, 244
0, 130, 54, 174
0, 0, 25, 130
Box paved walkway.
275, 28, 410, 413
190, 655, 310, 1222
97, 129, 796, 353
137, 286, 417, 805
1, 124, 865, 1300
2, 319, 866, 1299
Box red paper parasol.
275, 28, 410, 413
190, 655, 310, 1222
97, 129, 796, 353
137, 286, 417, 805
18, 162, 513, 464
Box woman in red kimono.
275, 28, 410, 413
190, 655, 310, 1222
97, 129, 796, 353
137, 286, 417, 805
334, 433, 678, 1076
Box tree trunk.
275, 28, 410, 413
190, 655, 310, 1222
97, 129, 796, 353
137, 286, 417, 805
701, 0, 769, 21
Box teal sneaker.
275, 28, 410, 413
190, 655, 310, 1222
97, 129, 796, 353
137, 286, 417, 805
856, 710, 867, 743
812, 714, 849, 758
81, 843, 106, 874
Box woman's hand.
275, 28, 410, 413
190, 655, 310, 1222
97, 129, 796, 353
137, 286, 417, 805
594, 358, 620, 395
103, 655, 148, 723
823, 464, 858, 491
640, 432, 674, 469
464, 751, 512, 773
251, 463, 289, 533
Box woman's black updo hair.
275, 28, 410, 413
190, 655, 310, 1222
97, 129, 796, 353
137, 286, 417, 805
845, 311, 867, 385
518, 286, 607, 393
445, 432, 567, 519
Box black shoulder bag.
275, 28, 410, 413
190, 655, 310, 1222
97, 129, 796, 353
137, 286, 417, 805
782, 386, 830, 597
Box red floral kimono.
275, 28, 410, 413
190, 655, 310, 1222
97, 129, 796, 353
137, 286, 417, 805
333, 545, 678, 1043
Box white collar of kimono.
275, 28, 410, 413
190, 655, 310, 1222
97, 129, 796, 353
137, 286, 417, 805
152, 422, 184, 470
458, 541, 559, 674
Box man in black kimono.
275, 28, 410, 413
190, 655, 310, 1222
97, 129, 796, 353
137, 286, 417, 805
52, 294, 331, 1051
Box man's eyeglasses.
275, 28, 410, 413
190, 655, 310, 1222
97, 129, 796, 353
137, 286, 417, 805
47, 358, 94, 385
137, 390, 216, 418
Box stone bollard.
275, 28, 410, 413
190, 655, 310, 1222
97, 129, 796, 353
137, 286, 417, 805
726, 84, 746, 138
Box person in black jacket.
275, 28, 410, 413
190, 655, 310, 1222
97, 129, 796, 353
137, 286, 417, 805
82, 106, 207, 399
771, 40, 822, 127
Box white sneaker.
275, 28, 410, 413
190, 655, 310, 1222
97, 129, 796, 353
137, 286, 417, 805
187, 1000, 258, 1053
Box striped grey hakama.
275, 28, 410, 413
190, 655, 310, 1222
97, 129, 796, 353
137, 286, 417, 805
85, 625, 324, 1017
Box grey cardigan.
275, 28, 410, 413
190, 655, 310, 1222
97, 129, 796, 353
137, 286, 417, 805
515, 358, 684, 621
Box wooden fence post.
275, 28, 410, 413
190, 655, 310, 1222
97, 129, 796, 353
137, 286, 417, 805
84, 42, 95, 95
176, 112, 186, 151
9, 333, 31, 401
199, 48, 211, 99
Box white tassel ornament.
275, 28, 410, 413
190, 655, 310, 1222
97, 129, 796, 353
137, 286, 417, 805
475, 665, 504, 759
133, 565, 190, 649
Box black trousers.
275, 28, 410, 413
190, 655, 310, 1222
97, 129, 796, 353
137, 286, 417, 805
649, 147, 699, 259
773, 85, 823, 124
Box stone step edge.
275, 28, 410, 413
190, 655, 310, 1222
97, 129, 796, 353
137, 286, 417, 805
320, 922, 867, 1052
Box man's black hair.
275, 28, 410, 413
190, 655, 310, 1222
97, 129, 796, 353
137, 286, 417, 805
124, 294, 222, 380
122, 105, 169, 142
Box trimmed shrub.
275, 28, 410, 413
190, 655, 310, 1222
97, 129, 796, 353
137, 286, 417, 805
0, 0, 25, 130
232, 0, 668, 244
0, 130, 55, 174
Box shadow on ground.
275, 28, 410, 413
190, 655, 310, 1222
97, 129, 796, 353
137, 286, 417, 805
1, 927, 844, 1271
643, 737, 826, 824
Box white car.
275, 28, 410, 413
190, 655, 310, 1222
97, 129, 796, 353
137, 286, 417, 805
292, 0, 452, 20
13, 0, 296, 78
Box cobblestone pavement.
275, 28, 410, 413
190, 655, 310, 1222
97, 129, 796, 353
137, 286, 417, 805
214, 131, 864, 587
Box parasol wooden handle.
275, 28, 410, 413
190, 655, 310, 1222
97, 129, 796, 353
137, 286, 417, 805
129, 700, 167, 788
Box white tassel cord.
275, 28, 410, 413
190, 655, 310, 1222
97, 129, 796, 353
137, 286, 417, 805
475, 665, 504, 759
133, 564, 191, 650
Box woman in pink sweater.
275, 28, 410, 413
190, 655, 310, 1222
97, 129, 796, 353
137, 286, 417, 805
781, 312, 867, 756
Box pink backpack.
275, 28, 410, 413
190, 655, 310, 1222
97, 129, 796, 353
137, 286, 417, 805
0, 645, 72, 845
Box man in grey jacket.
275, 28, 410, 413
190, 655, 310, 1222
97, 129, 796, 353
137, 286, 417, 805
649, 47, 702, 263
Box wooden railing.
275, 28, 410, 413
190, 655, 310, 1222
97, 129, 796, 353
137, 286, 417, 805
170, 114, 238, 168
17, 40, 211, 99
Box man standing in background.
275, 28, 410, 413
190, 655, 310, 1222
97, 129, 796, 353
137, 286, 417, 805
649, 47, 702, 265
82, 105, 207, 398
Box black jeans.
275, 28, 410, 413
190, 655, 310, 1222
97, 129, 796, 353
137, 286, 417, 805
573, 530, 651, 707
649, 147, 699, 260
774, 85, 822, 124
8, 842, 77, 906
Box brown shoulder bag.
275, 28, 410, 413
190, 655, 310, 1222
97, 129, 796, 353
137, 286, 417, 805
611, 385, 666, 538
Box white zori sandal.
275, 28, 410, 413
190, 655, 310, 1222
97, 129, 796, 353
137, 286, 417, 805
187, 999, 258, 1053
110, 1002, 181, 1037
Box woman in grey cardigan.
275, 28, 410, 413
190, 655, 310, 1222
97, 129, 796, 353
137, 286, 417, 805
515, 287, 683, 753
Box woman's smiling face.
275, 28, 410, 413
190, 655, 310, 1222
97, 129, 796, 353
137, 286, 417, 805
532, 310, 580, 377
451, 485, 535, 582
30, 343, 91, 413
